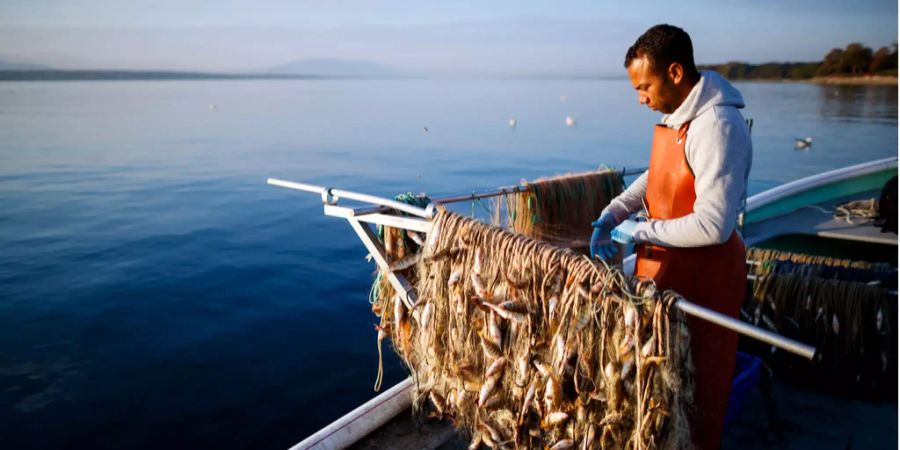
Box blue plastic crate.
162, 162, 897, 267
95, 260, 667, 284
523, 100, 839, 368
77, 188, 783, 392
724, 351, 763, 427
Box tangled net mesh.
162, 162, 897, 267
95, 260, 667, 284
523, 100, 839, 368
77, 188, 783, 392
374, 209, 693, 450
745, 247, 897, 396
505, 169, 624, 249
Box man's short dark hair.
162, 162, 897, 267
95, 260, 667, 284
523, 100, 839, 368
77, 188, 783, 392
624, 24, 700, 81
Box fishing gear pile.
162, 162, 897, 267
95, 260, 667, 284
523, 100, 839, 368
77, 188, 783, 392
375, 209, 693, 450
505, 169, 624, 249
745, 248, 897, 397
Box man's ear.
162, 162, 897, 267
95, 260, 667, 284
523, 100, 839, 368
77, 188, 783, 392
668, 62, 684, 85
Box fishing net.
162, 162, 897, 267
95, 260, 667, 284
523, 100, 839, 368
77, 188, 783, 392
504, 169, 624, 249
374, 210, 693, 450
744, 247, 897, 397
746, 248, 894, 272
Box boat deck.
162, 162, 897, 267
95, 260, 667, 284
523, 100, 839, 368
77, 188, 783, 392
350, 377, 898, 450
743, 190, 897, 247
720, 377, 897, 449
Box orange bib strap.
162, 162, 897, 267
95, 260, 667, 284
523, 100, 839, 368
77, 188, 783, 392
643, 122, 695, 222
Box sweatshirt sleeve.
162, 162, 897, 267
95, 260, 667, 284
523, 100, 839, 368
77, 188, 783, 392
602, 170, 648, 224
631, 118, 751, 247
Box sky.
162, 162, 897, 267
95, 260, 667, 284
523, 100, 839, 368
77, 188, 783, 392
0, 0, 897, 75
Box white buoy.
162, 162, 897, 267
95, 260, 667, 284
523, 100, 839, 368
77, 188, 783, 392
209, 104, 218, 111
565, 116, 576, 127
509, 118, 517, 129
794, 137, 812, 149
560, 95, 567, 103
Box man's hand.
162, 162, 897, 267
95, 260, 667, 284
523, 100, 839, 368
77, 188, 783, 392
590, 212, 619, 261
611, 219, 638, 244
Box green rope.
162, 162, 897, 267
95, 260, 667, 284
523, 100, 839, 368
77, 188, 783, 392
369, 272, 383, 309
527, 182, 540, 225
475, 196, 493, 216
371, 192, 431, 309
375, 192, 432, 252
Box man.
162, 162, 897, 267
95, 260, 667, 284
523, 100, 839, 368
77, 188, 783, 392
590, 24, 752, 450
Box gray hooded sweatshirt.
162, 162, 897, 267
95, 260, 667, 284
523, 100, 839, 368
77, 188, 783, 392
603, 70, 753, 247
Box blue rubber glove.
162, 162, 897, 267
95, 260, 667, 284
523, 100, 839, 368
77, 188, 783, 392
611, 219, 638, 244
589, 212, 619, 261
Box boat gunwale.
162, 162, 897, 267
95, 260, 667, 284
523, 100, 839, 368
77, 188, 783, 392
744, 157, 897, 224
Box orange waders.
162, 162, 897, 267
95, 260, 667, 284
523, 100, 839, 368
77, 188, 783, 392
634, 123, 747, 450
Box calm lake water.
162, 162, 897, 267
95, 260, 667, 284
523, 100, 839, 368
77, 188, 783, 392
0, 78, 896, 449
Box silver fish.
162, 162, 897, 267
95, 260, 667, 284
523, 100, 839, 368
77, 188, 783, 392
481, 337, 503, 360
550, 439, 574, 450
488, 312, 503, 347
544, 411, 569, 426
393, 294, 406, 325
448, 269, 463, 287
474, 247, 484, 275
483, 300, 526, 322
624, 305, 636, 329
543, 376, 562, 411
498, 300, 528, 313
533, 360, 551, 378
389, 252, 422, 272
604, 362, 617, 381
407, 231, 425, 246
479, 375, 500, 407
471, 273, 488, 298
486, 357, 507, 377
420, 302, 433, 328
519, 379, 537, 421
641, 337, 655, 357
548, 295, 559, 321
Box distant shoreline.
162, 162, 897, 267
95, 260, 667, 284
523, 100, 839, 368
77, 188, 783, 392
0, 70, 411, 81
731, 75, 898, 86
0, 70, 896, 85
802, 75, 897, 85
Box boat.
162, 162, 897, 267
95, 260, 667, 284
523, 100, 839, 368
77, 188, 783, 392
273, 156, 898, 450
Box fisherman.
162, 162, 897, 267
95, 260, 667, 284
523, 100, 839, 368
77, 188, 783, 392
589, 24, 752, 450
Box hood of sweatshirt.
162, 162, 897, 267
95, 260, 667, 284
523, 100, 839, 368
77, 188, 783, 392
662, 70, 745, 128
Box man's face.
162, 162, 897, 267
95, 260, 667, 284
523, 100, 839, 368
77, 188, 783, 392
627, 56, 681, 114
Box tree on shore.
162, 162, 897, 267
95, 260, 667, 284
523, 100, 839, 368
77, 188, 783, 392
702, 41, 898, 80
818, 42, 894, 76
869, 43, 899, 73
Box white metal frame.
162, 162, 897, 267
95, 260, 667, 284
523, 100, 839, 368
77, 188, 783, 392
268, 176, 816, 360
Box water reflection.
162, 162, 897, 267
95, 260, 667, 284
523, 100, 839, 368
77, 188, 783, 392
818, 84, 898, 123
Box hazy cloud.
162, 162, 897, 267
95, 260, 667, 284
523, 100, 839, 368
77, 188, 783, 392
0, 1, 895, 75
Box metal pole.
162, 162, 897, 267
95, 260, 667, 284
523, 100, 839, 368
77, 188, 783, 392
428, 166, 647, 207
346, 218, 418, 309
267, 178, 431, 219
676, 299, 816, 360
271, 167, 647, 217
348, 167, 649, 216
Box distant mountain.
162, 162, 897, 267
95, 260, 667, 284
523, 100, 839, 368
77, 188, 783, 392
267, 58, 402, 77
0, 58, 52, 71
